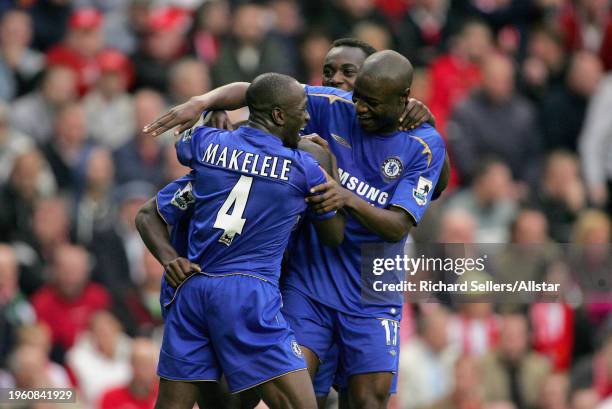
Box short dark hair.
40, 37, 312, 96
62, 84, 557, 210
330, 37, 377, 57
246, 73, 298, 113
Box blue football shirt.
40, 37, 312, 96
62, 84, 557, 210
163, 125, 333, 286
284, 85, 447, 319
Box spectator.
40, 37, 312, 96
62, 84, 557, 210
532, 151, 587, 243
113, 89, 166, 186
400, 307, 460, 409
83, 49, 135, 149
0, 244, 36, 366
120, 249, 164, 337
7, 345, 57, 389
11, 65, 77, 144
0, 10, 44, 101
428, 19, 492, 135
29, 196, 73, 269
269, 0, 304, 68
479, 313, 552, 409
0, 101, 34, 184
0, 149, 55, 244
162, 144, 190, 185
579, 73, 612, 212
541, 51, 604, 152
352, 21, 392, 51
98, 337, 159, 409
493, 209, 560, 285
132, 6, 191, 93
520, 27, 567, 103
445, 158, 517, 243
448, 302, 500, 357
94, 0, 145, 55
66, 310, 132, 407
42, 102, 95, 192
539, 374, 570, 409
15, 324, 71, 388
571, 325, 612, 399
89, 181, 155, 328
74, 148, 116, 245
557, 0, 612, 70
168, 58, 210, 105
319, 0, 387, 40
438, 208, 477, 244
31, 244, 110, 362
395, 0, 451, 67
570, 210, 612, 325
448, 53, 541, 186
191, 0, 231, 66
211, 3, 296, 85
46, 8, 106, 96
530, 301, 575, 371
299, 31, 331, 85
570, 389, 600, 409
425, 356, 485, 409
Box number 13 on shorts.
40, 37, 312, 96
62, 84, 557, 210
380, 319, 399, 346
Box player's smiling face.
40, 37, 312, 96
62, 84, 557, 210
353, 74, 404, 134
322, 46, 368, 91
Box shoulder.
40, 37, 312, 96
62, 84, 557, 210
304, 85, 354, 106
292, 147, 320, 169
405, 124, 446, 153
297, 139, 327, 163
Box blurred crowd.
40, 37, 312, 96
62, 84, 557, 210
0, 0, 610, 408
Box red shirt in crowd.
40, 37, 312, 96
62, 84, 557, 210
530, 303, 574, 371
31, 283, 111, 350
558, 5, 612, 71
427, 53, 482, 188
46, 46, 102, 96
99, 385, 157, 409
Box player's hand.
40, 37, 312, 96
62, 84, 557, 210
143, 98, 205, 137
163, 257, 201, 288
399, 98, 434, 131
302, 134, 330, 152
306, 172, 348, 213
204, 110, 234, 130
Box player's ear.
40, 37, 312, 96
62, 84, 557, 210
402, 87, 411, 102
271, 107, 284, 126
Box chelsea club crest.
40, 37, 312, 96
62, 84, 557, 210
381, 157, 403, 179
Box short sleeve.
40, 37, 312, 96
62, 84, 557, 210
175, 125, 221, 167
389, 131, 446, 225
175, 128, 196, 166
302, 152, 337, 221
156, 173, 196, 226
303, 85, 353, 138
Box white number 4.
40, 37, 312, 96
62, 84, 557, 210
381, 319, 399, 346
214, 175, 253, 246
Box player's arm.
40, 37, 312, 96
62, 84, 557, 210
144, 82, 250, 136
308, 134, 446, 242
309, 187, 413, 243
136, 174, 201, 288
299, 138, 345, 246
135, 198, 200, 288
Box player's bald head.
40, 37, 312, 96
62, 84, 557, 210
357, 50, 413, 95
246, 73, 303, 113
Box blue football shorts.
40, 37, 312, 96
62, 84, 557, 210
159, 273, 307, 393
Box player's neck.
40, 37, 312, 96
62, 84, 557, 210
246, 119, 284, 143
